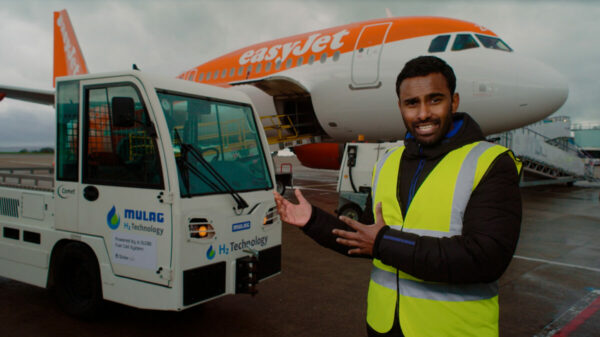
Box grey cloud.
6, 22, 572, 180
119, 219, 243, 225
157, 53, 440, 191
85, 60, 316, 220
0, 0, 598, 149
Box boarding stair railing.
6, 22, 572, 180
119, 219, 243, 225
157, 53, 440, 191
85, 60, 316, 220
260, 114, 321, 151
491, 127, 598, 185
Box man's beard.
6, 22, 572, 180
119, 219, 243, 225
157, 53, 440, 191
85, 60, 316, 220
407, 106, 454, 146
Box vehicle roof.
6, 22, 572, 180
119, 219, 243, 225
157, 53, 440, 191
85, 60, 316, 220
56, 70, 252, 105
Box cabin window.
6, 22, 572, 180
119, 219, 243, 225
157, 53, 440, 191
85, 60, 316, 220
265, 62, 272, 72
285, 58, 293, 68
320, 53, 327, 63
333, 51, 340, 61
428, 35, 450, 53
451, 34, 479, 51
230, 68, 236, 77
246, 64, 253, 76
83, 84, 163, 188
221, 69, 227, 78
206, 72, 211, 80
275, 60, 282, 70
238, 66, 244, 76
297, 57, 304, 66
475, 34, 513, 52
198, 73, 204, 81
255, 63, 262, 73
308, 55, 315, 65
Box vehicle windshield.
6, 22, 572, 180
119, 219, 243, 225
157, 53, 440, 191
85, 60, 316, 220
157, 91, 272, 197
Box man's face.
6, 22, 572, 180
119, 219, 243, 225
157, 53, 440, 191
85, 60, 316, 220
398, 73, 459, 146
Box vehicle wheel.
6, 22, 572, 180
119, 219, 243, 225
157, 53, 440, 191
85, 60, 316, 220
53, 242, 103, 319
276, 178, 286, 195
338, 203, 362, 221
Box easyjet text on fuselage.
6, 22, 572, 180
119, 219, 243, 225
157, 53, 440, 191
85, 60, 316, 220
238, 29, 350, 66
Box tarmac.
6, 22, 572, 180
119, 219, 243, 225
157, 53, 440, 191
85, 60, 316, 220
0, 154, 598, 337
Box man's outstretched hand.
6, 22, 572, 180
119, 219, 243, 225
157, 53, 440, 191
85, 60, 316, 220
333, 202, 386, 256
274, 189, 312, 228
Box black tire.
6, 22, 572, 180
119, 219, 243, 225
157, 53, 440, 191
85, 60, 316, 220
338, 203, 362, 221
53, 242, 103, 319
276, 178, 286, 195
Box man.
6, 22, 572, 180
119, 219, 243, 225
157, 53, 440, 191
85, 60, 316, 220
274, 56, 522, 337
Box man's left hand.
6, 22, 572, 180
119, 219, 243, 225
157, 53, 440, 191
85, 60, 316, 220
333, 202, 386, 256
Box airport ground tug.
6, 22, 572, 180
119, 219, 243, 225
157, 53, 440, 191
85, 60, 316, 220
0, 71, 281, 317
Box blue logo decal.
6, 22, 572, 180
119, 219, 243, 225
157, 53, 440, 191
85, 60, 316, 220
206, 245, 216, 260
107, 206, 120, 230
232, 221, 251, 232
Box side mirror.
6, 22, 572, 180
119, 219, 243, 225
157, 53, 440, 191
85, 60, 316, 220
112, 97, 135, 127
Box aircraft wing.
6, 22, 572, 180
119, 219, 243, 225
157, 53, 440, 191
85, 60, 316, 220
0, 85, 55, 105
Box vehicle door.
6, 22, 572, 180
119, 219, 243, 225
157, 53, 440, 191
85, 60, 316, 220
78, 77, 172, 286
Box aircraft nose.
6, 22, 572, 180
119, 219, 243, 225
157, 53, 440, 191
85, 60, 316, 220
515, 56, 569, 121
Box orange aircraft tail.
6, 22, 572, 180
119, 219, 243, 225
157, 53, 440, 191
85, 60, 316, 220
53, 9, 88, 87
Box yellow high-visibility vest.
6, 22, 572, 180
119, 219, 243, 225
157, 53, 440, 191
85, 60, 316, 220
367, 141, 521, 337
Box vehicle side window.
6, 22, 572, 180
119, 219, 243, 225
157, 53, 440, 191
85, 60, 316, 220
451, 34, 479, 51
83, 84, 163, 189
56, 81, 80, 182
428, 35, 450, 53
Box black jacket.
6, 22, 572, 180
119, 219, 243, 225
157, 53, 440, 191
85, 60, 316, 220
302, 113, 522, 284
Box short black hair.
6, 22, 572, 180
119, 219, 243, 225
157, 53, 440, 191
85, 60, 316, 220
395, 56, 456, 97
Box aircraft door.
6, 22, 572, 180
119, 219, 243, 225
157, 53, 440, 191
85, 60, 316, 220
78, 79, 172, 286
350, 22, 392, 89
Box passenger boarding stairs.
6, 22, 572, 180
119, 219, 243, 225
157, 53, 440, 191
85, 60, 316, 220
490, 116, 598, 186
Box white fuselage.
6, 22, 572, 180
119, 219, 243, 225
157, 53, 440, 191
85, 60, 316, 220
234, 32, 567, 142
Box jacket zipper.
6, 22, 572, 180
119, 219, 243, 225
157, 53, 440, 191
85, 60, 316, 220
406, 146, 425, 213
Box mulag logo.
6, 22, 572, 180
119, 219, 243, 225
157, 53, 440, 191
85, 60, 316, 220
106, 206, 120, 230
232, 221, 251, 232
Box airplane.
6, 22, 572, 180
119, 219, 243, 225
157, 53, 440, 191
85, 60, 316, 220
0, 10, 568, 170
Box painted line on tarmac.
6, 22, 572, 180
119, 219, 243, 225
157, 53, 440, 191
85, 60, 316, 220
299, 183, 337, 188
6, 160, 49, 166
295, 186, 337, 193
513, 255, 600, 273
534, 289, 600, 337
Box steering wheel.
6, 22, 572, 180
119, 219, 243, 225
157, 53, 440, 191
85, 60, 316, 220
201, 147, 221, 161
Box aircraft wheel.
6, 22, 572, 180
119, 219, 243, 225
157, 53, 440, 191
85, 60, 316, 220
54, 242, 103, 319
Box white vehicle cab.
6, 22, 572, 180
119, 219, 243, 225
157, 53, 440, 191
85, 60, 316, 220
0, 70, 281, 317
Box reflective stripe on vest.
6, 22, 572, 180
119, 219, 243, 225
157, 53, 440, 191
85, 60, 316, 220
366, 141, 519, 336
371, 266, 498, 301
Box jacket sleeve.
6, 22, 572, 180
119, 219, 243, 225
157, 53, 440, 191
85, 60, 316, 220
373, 153, 522, 283
302, 206, 371, 258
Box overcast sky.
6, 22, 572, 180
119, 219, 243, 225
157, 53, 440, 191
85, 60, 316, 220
0, 0, 598, 147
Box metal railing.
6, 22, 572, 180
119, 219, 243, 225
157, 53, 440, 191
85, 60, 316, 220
0, 167, 54, 188
260, 114, 300, 143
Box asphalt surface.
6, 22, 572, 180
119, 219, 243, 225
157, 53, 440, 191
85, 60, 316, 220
0, 154, 599, 337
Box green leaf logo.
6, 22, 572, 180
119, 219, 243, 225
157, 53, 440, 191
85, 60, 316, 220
107, 206, 120, 230
206, 245, 216, 260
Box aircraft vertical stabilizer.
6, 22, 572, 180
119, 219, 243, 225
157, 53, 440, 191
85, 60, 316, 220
53, 10, 88, 87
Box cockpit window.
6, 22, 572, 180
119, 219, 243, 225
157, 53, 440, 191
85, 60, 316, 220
451, 34, 479, 51
428, 35, 450, 53
475, 34, 513, 52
